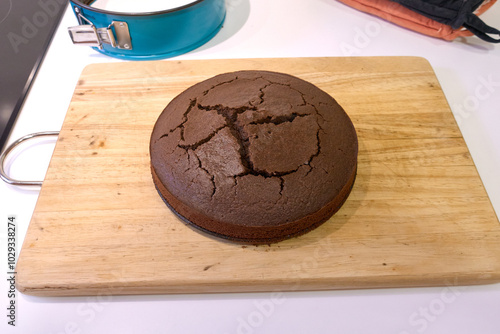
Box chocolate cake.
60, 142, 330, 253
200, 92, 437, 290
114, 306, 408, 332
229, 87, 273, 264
150, 70, 358, 244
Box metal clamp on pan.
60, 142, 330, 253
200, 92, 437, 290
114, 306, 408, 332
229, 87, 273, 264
67, 0, 226, 60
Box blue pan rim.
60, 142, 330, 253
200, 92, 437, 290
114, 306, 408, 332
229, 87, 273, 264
69, 0, 213, 17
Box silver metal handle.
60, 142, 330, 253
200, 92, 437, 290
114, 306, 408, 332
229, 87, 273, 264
0, 131, 59, 187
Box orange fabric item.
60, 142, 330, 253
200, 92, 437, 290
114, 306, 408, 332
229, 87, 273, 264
337, 0, 496, 41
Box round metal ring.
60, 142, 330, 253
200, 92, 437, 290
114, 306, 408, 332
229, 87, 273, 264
0, 131, 59, 187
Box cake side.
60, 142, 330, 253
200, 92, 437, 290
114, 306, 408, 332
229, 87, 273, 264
151, 164, 357, 243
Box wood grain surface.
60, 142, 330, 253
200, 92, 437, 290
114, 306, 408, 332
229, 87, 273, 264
16, 57, 500, 296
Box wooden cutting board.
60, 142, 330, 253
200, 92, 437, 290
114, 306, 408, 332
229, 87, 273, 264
16, 57, 500, 296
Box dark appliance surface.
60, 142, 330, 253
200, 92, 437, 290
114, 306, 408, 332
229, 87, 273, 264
0, 0, 67, 151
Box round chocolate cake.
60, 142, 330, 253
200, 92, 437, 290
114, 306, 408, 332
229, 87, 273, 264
150, 70, 358, 244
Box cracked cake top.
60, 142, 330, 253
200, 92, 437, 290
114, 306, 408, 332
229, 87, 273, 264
150, 70, 358, 243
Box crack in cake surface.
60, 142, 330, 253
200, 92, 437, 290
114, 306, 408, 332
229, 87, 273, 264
178, 124, 228, 151
191, 149, 216, 199
156, 98, 197, 144
248, 112, 310, 126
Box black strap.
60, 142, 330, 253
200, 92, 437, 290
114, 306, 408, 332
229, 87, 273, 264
463, 13, 500, 43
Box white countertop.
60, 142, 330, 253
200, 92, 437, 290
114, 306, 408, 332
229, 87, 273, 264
1, 1, 500, 333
